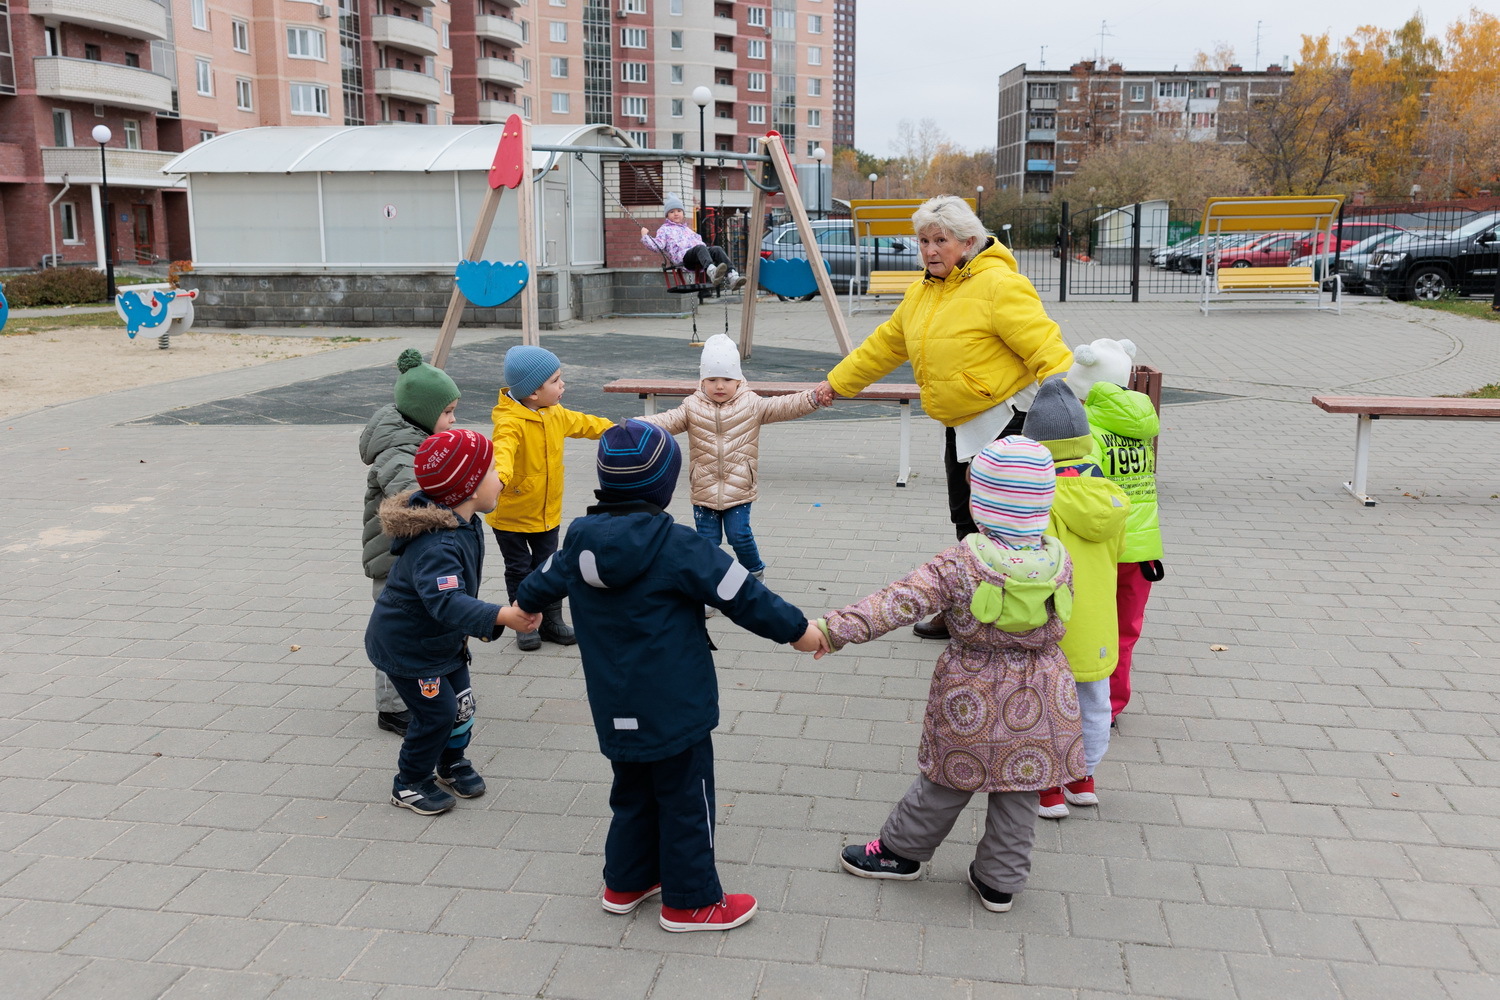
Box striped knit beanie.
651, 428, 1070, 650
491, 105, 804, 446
596, 419, 681, 510
413, 429, 494, 509
968, 435, 1056, 548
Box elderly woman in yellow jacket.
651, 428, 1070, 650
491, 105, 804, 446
815, 196, 1071, 640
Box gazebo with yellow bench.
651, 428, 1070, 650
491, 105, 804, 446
1198, 195, 1345, 316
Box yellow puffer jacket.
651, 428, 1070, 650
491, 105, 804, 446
637, 384, 820, 509
485, 390, 614, 533
827, 237, 1071, 427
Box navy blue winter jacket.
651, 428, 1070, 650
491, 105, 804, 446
515, 499, 808, 762
365, 491, 504, 678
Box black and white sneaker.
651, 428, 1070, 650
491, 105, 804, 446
968, 862, 1014, 912
391, 776, 456, 815
436, 759, 487, 799
840, 838, 921, 880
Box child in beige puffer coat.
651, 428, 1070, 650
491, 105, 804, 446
637, 335, 825, 605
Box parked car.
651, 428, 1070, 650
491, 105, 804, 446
1290, 220, 1407, 261
1365, 212, 1500, 301
1208, 231, 1303, 270
1289, 229, 1445, 292
760, 221, 921, 295
1167, 234, 1235, 272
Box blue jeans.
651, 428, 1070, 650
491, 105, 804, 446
693, 503, 763, 574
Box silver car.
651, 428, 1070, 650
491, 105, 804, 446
760, 221, 921, 297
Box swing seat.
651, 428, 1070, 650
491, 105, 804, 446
663, 266, 717, 294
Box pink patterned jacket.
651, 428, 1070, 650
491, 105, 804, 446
642, 219, 706, 267
823, 541, 1085, 794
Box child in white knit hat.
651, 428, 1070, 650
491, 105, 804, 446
636, 334, 824, 608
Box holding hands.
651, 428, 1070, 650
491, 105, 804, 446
791, 622, 832, 659
500, 603, 542, 634
813, 381, 836, 408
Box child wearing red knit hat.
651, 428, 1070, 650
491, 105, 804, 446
365, 428, 540, 815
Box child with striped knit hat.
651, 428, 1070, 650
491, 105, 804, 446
817, 436, 1083, 913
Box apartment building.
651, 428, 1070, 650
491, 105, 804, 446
996, 60, 1291, 195
830, 0, 851, 149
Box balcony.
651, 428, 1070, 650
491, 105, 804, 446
476, 58, 526, 89
29, 0, 168, 42
374, 67, 442, 105
711, 48, 737, 70
371, 15, 440, 57
1026, 159, 1056, 172
711, 82, 737, 103
474, 14, 524, 48
1029, 98, 1057, 110
41, 146, 183, 188
1026, 128, 1057, 141
477, 100, 525, 123
34, 57, 173, 113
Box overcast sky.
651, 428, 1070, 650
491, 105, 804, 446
853, 0, 1483, 156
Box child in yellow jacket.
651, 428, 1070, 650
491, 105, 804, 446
1023, 378, 1129, 819
487, 345, 613, 650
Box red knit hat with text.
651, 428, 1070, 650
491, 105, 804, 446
413, 429, 493, 508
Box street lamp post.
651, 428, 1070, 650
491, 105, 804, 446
811, 146, 825, 220
92, 124, 116, 299
691, 86, 712, 239
868, 172, 877, 198
976, 185, 984, 218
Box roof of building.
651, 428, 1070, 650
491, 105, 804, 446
162, 123, 633, 175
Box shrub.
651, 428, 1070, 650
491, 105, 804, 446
1, 268, 109, 307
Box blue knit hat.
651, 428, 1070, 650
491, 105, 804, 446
596, 419, 681, 510
504, 345, 561, 402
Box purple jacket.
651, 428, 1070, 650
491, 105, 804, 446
643, 219, 705, 266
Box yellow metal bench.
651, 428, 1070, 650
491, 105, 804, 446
1198, 196, 1344, 315
864, 270, 924, 297
847, 198, 974, 315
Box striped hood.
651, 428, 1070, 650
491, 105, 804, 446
968, 435, 1056, 549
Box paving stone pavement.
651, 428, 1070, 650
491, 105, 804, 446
1, 295, 1498, 999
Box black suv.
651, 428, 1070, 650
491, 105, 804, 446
1366, 212, 1500, 301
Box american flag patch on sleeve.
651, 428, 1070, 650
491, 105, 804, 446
435, 575, 460, 591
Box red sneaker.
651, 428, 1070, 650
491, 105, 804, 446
601, 883, 662, 914
1037, 786, 1069, 819
659, 893, 757, 932
1063, 775, 1098, 806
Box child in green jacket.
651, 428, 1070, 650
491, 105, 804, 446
1024, 378, 1129, 818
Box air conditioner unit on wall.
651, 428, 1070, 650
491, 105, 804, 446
317, 5, 332, 18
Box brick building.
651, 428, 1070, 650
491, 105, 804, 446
995, 60, 1291, 195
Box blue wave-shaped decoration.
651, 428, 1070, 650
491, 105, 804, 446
455, 259, 529, 308
757, 258, 825, 299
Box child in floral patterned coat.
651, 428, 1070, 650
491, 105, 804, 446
820, 436, 1083, 913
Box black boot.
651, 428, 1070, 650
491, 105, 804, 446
913, 612, 949, 640
538, 601, 577, 645
515, 628, 541, 651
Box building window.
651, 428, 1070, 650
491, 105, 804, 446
748, 104, 765, 124
51, 108, 72, 147
628, 129, 649, 146
807, 77, 821, 96
670, 65, 683, 84
1155, 111, 1183, 128
1158, 80, 1188, 98
443, 68, 452, 93
806, 140, 816, 155
550, 0, 565, 5
747, 72, 766, 92
522, 58, 531, 81
551, 56, 569, 77
522, 95, 533, 118
236, 77, 253, 110
43, 26, 59, 55
670, 98, 683, 116
808, 14, 822, 33
232, 19, 250, 53
552, 92, 570, 113
1028, 82, 1057, 100
623, 95, 648, 119
1129, 84, 1145, 102
807, 108, 821, 127
195, 59, 213, 96
121, 119, 141, 149
747, 39, 765, 60
442, 22, 450, 48
549, 21, 567, 42
622, 0, 646, 11
671, 132, 684, 149
808, 47, 821, 66
287, 28, 327, 61
621, 27, 646, 48
199, 130, 216, 142
60, 202, 80, 243
1225, 85, 1241, 100
671, 0, 683, 13
84, 44, 101, 61
622, 62, 648, 83
670, 30, 682, 50
1191, 111, 1217, 129
190, 0, 207, 30
747, 7, 765, 28
290, 83, 330, 116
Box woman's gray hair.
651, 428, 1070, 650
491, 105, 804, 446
911, 195, 989, 244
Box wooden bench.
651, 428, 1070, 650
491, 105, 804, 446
1216, 266, 1321, 294
603, 378, 922, 486
1312, 395, 1500, 505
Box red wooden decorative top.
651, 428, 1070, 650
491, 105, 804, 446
1312, 395, 1500, 418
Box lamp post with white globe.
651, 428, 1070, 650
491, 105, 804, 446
811, 147, 825, 220
691, 86, 711, 237
976, 185, 984, 219
868, 172, 878, 198
92, 124, 116, 299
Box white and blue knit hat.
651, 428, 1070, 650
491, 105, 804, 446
968, 435, 1055, 548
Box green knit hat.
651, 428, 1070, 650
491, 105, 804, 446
393, 349, 460, 433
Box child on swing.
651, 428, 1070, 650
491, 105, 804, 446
641, 194, 747, 291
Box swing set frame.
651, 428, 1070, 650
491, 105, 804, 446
431, 126, 851, 368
